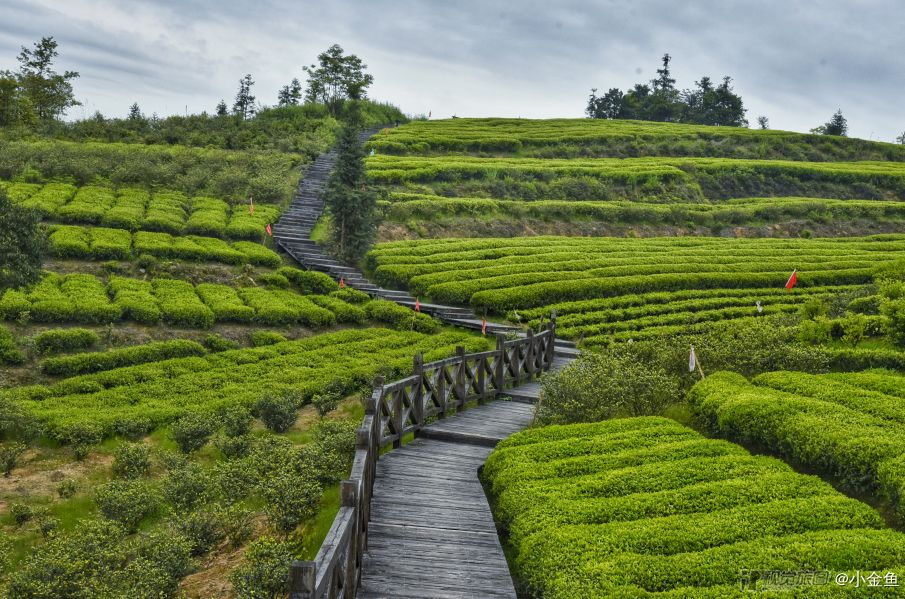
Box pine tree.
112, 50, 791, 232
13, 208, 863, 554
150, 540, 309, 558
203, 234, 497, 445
232, 74, 256, 120
324, 102, 377, 263
277, 78, 303, 106
128, 102, 142, 120
823, 109, 848, 136
215, 99, 228, 116
0, 188, 46, 291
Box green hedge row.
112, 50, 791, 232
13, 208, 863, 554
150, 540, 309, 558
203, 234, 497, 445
689, 370, 905, 521
0, 273, 369, 330
9, 329, 491, 443
48, 225, 282, 267
33, 328, 100, 355
483, 416, 905, 598
1, 325, 25, 365
40, 339, 207, 377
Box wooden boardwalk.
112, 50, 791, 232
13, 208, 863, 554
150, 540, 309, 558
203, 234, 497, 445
356, 357, 572, 599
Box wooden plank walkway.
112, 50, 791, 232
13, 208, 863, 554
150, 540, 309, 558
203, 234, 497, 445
356, 355, 573, 599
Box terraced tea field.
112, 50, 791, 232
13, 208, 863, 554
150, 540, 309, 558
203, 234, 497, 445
483, 417, 905, 597
366, 118, 905, 238
690, 369, 905, 520
367, 235, 903, 343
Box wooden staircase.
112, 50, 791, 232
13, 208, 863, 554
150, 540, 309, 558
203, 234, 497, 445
271, 127, 523, 336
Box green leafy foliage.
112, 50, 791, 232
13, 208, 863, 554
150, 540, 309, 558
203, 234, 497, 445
33, 327, 99, 354
230, 537, 294, 599
0, 187, 47, 291
40, 339, 206, 376
95, 479, 158, 532
171, 412, 216, 453
537, 352, 679, 424
112, 442, 151, 478
483, 417, 905, 598
689, 369, 905, 520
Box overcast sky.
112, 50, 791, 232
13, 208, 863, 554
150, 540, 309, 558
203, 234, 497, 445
1, 0, 902, 141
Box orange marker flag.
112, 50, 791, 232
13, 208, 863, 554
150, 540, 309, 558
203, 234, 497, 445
339, 277, 345, 289
415, 298, 421, 313
265, 223, 272, 237
249, 195, 254, 215
785, 270, 797, 290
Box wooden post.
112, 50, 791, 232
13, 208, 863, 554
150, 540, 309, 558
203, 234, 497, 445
525, 329, 535, 379
436, 363, 447, 419
412, 353, 424, 431
545, 310, 557, 368
366, 376, 384, 415
455, 346, 466, 408
477, 354, 487, 404
494, 333, 506, 393
392, 387, 403, 449
289, 561, 316, 599
341, 480, 360, 594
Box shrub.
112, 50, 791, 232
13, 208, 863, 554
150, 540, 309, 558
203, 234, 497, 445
311, 392, 340, 418
0, 325, 25, 365
537, 351, 680, 425
162, 464, 216, 512
175, 507, 227, 556
171, 412, 216, 453
330, 288, 371, 304
10, 502, 33, 525
364, 299, 439, 333
256, 392, 299, 433
33, 327, 99, 354
1, 441, 26, 477
261, 468, 322, 534
95, 479, 158, 532
221, 404, 253, 437
215, 433, 252, 459
40, 339, 206, 376
257, 272, 290, 288
57, 478, 77, 498
230, 537, 294, 599
250, 330, 287, 346
278, 267, 338, 294
203, 332, 241, 352
112, 442, 151, 478
222, 505, 255, 547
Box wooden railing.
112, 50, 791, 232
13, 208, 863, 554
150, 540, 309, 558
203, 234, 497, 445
288, 319, 557, 598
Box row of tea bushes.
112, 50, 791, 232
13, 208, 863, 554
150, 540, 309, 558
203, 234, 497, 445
689, 370, 905, 522
483, 417, 905, 598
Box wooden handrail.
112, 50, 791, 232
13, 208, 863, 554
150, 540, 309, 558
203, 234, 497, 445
288, 316, 557, 599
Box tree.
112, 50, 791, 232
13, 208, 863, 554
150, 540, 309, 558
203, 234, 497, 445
303, 44, 374, 114
0, 189, 46, 291
215, 99, 228, 116
324, 103, 378, 262
277, 78, 302, 106
585, 54, 745, 126
757, 115, 769, 130
896, 131, 905, 145
16, 37, 80, 122
823, 109, 848, 136
586, 88, 624, 119
127, 102, 142, 120
232, 74, 256, 120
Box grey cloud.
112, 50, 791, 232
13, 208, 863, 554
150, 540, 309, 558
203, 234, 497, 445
0, 0, 902, 139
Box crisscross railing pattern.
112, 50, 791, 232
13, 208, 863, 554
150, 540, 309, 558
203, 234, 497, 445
288, 318, 556, 598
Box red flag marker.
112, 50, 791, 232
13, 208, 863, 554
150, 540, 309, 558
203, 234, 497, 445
265, 223, 272, 237
785, 270, 797, 290
249, 195, 254, 215
339, 277, 345, 289
415, 298, 421, 313
481, 318, 487, 335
